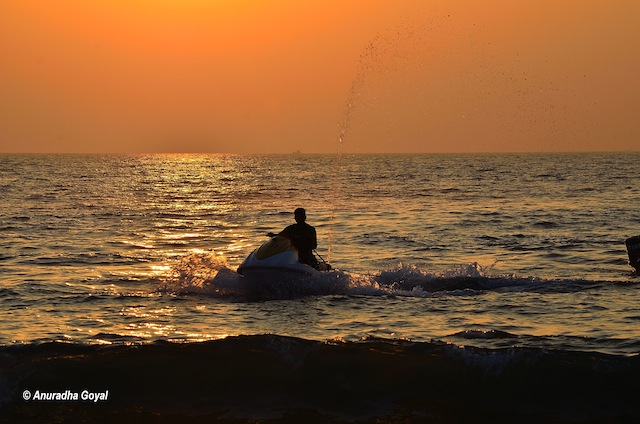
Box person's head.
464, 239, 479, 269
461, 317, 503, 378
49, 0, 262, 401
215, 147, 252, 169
294, 207, 306, 224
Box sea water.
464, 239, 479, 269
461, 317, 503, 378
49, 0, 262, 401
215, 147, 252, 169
1, 153, 640, 422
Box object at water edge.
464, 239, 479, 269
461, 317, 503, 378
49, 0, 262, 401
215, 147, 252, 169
625, 236, 640, 271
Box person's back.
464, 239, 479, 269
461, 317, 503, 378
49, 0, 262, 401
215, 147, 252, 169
271, 208, 318, 268
281, 221, 316, 252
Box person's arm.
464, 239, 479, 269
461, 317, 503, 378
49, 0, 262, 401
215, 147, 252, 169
311, 228, 317, 250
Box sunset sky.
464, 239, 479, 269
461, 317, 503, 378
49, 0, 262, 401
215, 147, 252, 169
1, 0, 638, 154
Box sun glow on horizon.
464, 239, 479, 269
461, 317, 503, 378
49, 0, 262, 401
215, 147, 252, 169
1, 0, 638, 153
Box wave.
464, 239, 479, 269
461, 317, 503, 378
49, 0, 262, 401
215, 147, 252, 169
12, 251, 156, 269
159, 254, 609, 300
1, 334, 638, 423
446, 329, 640, 354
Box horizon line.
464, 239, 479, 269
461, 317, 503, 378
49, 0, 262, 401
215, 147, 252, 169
1, 149, 639, 156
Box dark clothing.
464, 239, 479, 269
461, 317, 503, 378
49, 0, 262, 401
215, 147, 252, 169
279, 223, 318, 268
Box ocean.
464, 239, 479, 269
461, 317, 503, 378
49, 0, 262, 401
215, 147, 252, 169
1, 152, 639, 423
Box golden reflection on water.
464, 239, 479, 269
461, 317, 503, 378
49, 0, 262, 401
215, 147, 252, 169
151, 264, 172, 275
113, 302, 232, 342
125, 322, 176, 339
121, 305, 176, 319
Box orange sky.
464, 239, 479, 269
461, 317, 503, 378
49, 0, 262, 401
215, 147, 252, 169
1, 0, 638, 153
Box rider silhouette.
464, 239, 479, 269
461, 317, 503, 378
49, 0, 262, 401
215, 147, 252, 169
268, 208, 318, 269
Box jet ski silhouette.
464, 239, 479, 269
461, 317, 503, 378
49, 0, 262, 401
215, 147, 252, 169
238, 235, 331, 279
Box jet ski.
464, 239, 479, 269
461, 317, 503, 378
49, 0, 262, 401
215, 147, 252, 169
237, 235, 331, 279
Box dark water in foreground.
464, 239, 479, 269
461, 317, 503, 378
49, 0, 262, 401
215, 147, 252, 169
3, 334, 639, 423
1, 153, 639, 422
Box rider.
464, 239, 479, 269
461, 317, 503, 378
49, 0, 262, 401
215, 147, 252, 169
268, 208, 318, 269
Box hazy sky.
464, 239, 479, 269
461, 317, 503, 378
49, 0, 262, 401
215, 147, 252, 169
1, 0, 638, 153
